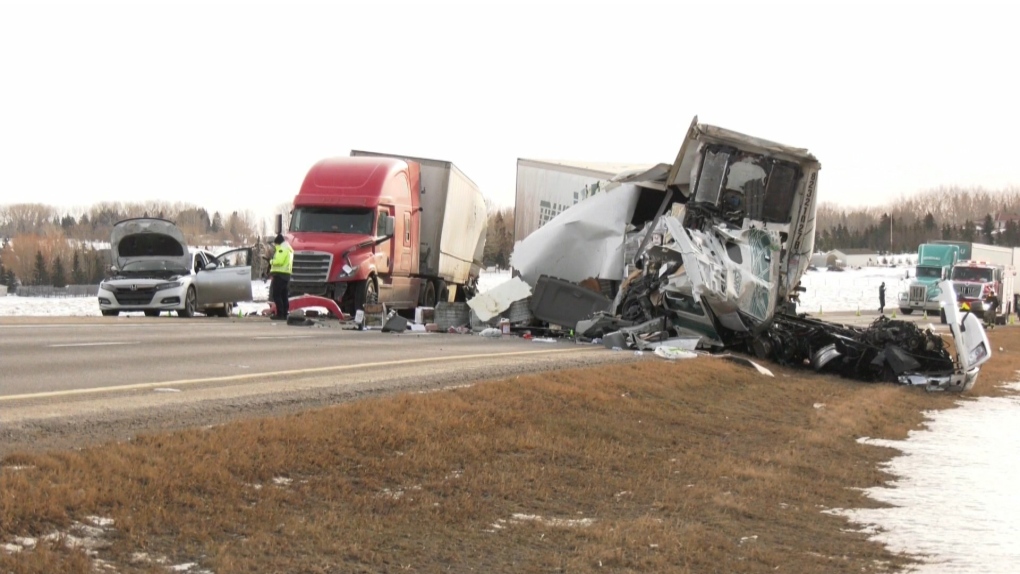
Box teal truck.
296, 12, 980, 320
898, 243, 961, 315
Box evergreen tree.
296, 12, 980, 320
961, 220, 976, 242
923, 212, 936, 233
52, 255, 67, 288
4, 269, 15, 291
33, 250, 49, 285
1005, 220, 1020, 247
982, 214, 995, 244
71, 250, 86, 284
92, 249, 106, 283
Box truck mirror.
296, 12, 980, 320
382, 214, 395, 237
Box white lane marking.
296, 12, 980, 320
48, 341, 139, 348
0, 347, 594, 402
253, 335, 314, 340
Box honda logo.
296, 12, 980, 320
130, 285, 138, 291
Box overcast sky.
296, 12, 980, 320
1, 0, 1017, 223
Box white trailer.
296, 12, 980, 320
514, 159, 654, 244
350, 150, 487, 286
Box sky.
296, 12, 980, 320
1, 0, 1018, 224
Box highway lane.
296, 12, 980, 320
0, 317, 592, 399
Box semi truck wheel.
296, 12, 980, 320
354, 277, 377, 310
434, 280, 448, 304
940, 309, 947, 324
900, 308, 913, 315
420, 281, 437, 308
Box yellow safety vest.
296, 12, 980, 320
270, 243, 294, 275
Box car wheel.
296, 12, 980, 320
144, 310, 160, 317
179, 287, 197, 318
221, 302, 234, 317
101, 310, 120, 317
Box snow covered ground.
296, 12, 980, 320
0, 265, 918, 317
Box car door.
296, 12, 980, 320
202, 247, 254, 303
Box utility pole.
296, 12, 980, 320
889, 213, 893, 253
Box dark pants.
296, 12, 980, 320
271, 273, 291, 318
879, 295, 885, 312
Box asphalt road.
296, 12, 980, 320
0, 309, 975, 455
0, 316, 635, 454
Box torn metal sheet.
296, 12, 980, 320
654, 347, 697, 360
467, 276, 532, 322
510, 184, 642, 286
716, 355, 775, 377
576, 312, 635, 339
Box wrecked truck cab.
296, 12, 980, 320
510, 115, 820, 347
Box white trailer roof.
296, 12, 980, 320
517, 158, 655, 179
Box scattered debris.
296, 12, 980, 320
654, 347, 697, 361
509, 513, 596, 528
467, 277, 531, 321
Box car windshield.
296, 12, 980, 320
120, 260, 189, 274
915, 266, 942, 279
290, 207, 375, 234
951, 267, 994, 282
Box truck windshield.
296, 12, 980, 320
694, 146, 801, 224
915, 266, 942, 279
290, 207, 375, 235
951, 267, 994, 282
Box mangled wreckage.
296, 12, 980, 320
508, 117, 991, 392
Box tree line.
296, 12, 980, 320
0, 202, 260, 290
815, 186, 1020, 253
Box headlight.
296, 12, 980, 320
968, 342, 989, 365
155, 281, 183, 291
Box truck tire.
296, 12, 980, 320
354, 277, 377, 311
434, 280, 448, 305
420, 281, 437, 308
940, 308, 947, 324
900, 308, 913, 315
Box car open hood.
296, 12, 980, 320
110, 218, 190, 269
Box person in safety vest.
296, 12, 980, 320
269, 234, 294, 320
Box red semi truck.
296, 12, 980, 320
283, 151, 487, 316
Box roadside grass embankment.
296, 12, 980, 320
3, 328, 1019, 573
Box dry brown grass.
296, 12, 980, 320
3, 328, 1020, 573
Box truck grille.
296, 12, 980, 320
292, 252, 332, 283
909, 285, 927, 301
953, 282, 983, 298
113, 286, 156, 305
